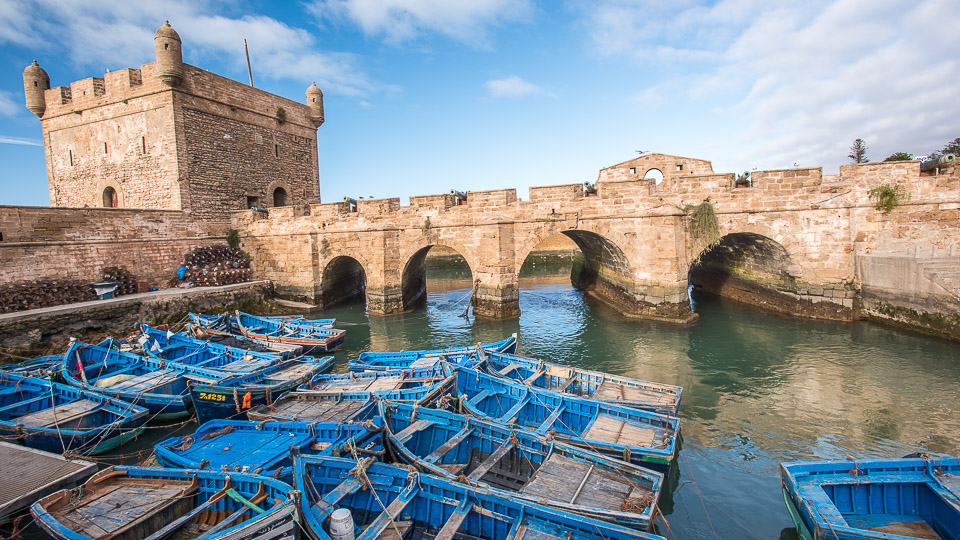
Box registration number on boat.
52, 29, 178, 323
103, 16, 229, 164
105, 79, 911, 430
197, 392, 226, 402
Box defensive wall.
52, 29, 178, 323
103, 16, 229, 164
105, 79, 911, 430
0, 205, 227, 286
233, 154, 960, 338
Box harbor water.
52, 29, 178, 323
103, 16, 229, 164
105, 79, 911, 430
316, 265, 960, 539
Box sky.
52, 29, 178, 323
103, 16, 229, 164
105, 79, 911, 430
1, 0, 958, 206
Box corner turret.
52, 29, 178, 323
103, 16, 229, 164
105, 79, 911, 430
23, 60, 50, 118
154, 20, 183, 87
306, 82, 324, 128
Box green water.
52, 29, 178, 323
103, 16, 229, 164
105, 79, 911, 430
315, 267, 960, 539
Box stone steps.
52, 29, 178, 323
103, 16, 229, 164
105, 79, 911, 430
916, 256, 960, 297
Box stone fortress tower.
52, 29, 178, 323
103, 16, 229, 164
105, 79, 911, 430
23, 21, 325, 221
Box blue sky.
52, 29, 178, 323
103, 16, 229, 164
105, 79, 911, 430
1, 0, 958, 206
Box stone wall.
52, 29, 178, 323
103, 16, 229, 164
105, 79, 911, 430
0, 205, 227, 286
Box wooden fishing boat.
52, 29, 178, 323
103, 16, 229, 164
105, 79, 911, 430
294, 455, 666, 540
346, 333, 518, 372
259, 314, 336, 327
188, 356, 335, 423
60, 341, 232, 421
380, 401, 664, 530
781, 456, 960, 540
31, 465, 302, 540
245, 387, 429, 423
1, 354, 63, 379
187, 313, 304, 356
0, 372, 148, 455
234, 311, 346, 354
154, 419, 382, 483
428, 365, 679, 469
299, 364, 446, 392
476, 350, 682, 416
138, 324, 283, 373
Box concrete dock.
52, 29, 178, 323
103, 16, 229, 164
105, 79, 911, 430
0, 442, 97, 521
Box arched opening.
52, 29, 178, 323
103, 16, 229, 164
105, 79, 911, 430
519, 233, 581, 285
273, 187, 287, 207
320, 256, 366, 309
644, 168, 664, 185
517, 233, 587, 338
102, 186, 118, 208
400, 245, 472, 311
688, 232, 796, 313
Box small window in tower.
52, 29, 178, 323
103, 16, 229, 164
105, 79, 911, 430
274, 144, 279, 157
273, 187, 287, 207
0, 232, 4, 241
629, 167, 636, 174
165, 43, 169, 50
246, 196, 259, 209
69, 150, 73, 166
103, 142, 108, 154
676, 164, 683, 171
141, 136, 147, 154
103, 187, 118, 208
34, 81, 38, 87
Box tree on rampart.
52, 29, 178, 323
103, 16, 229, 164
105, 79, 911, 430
848, 139, 869, 163
884, 152, 912, 161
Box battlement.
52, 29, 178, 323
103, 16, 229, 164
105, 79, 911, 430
42, 63, 164, 118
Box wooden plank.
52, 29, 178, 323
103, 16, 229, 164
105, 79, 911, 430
143, 486, 227, 540
556, 375, 577, 393
498, 363, 521, 376
0, 442, 97, 518
523, 369, 545, 386
17, 399, 101, 428
320, 477, 362, 506
393, 419, 435, 443
433, 504, 470, 540
357, 487, 417, 540
423, 427, 472, 463
467, 440, 515, 483
535, 405, 565, 434
569, 464, 594, 504
500, 397, 529, 422
467, 389, 495, 407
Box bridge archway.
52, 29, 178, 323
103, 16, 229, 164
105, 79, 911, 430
319, 255, 367, 309
400, 245, 473, 310
688, 232, 797, 312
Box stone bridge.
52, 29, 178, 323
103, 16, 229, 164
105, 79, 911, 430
233, 153, 960, 328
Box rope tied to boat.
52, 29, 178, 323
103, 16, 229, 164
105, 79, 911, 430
167, 425, 235, 452
348, 456, 377, 490
233, 388, 240, 413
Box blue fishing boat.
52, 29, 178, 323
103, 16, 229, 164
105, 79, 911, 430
380, 401, 664, 530
188, 356, 335, 423
138, 324, 283, 372
299, 364, 446, 392
259, 313, 336, 327
31, 465, 302, 540
781, 456, 960, 540
60, 341, 232, 421
234, 311, 346, 353
294, 455, 666, 540
476, 350, 683, 416
187, 313, 304, 356
154, 419, 382, 483
0, 372, 148, 455
347, 333, 518, 372
430, 365, 679, 469
245, 387, 429, 423
1, 354, 63, 379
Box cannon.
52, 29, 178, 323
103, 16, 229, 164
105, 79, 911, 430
450, 190, 467, 202
921, 153, 956, 172
343, 196, 357, 205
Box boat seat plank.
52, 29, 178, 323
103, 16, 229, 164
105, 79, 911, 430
433, 504, 470, 540
71, 485, 184, 534
108, 370, 181, 392
500, 397, 529, 422
556, 375, 577, 393
934, 473, 960, 498
409, 357, 439, 369
467, 389, 495, 407
498, 363, 521, 376
523, 369, 545, 386
590, 381, 675, 406
423, 427, 472, 463
521, 454, 651, 511
17, 399, 102, 428
510, 526, 564, 540
393, 419, 435, 443
321, 477, 362, 506
357, 487, 417, 540
866, 519, 940, 539
535, 405, 565, 434
271, 399, 365, 422
468, 440, 515, 483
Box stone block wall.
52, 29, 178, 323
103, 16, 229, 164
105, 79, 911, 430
0, 206, 226, 286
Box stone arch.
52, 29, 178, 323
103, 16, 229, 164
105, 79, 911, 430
102, 186, 118, 208
399, 243, 475, 310
96, 180, 123, 208
265, 180, 292, 208
692, 233, 796, 284
273, 186, 287, 207
318, 255, 367, 309
644, 168, 664, 185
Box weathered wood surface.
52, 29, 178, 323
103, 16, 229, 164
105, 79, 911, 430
590, 380, 676, 408
866, 520, 940, 539
57, 481, 186, 536
521, 454, 652, 512
107, 370, 180, 393
265, 398, 364, 422
583, 414, 664, 448
17, 399, 101, 427
0, 442, 96, 518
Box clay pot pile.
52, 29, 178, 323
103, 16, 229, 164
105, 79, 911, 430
102, 266, 138, 296
0, 279, 96, 314
179, 245, 252, 287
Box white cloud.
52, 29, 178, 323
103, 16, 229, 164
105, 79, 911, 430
0, 135, 42, 146
582, 0, 960, 170
485, 76, 546, 98
0, 91, 19, 116
309, 0, 532, 45
0, 0, 378, 96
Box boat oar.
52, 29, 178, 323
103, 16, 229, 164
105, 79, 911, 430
203, 483, 268, 535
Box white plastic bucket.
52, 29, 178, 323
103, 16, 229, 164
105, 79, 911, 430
328, 508, 355, 540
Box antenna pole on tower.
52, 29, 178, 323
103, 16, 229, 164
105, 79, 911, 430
244, 39, 254, 87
